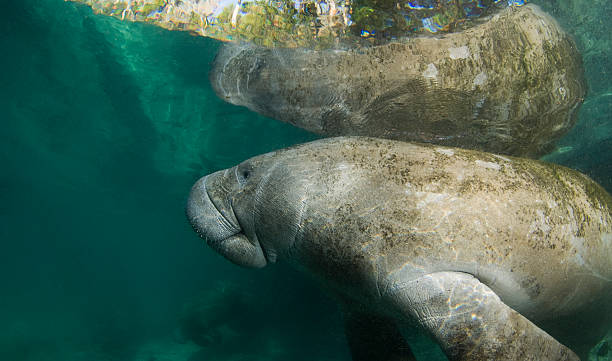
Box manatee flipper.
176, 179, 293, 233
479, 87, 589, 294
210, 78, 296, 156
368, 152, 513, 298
343, 309, 416, 361
386, 272, 580, 361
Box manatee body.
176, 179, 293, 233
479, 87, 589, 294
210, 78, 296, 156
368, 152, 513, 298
212, 4, 585, 158
187, 137, 612, 360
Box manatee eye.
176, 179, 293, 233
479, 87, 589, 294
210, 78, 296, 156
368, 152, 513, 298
236, 164, 253, 185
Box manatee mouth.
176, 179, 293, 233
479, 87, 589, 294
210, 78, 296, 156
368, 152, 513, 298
186, 174, 268, 268
186, 175, 242, 246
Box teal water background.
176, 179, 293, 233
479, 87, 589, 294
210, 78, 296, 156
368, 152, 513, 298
1, 1, 610, 360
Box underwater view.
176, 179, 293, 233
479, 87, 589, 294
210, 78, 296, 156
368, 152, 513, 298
1, 0, 611, 360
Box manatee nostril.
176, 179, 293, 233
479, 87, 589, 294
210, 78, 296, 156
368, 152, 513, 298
186, 175, 241, 242
241, 170, 250, 180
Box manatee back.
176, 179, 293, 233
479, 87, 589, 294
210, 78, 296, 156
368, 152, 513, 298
290, 138, 612, 319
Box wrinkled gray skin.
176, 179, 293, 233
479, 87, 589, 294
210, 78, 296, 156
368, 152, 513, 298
186, 137, 612, 361
211, 5, 585, 158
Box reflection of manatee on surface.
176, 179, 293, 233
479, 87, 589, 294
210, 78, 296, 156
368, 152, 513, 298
186, 136, 612, 360
212, 4, 585, 158
69, 0, 521, 47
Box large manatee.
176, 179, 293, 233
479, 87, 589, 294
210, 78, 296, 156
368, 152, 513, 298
212, 4, 585, 158
186, 137, 612, 360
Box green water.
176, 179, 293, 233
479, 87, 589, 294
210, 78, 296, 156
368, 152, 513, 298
1, 0, 610, 360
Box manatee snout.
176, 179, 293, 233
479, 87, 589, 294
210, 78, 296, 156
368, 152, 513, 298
186, 173, 241, 244
210, 43, 267, 109
186, 170, 268, 268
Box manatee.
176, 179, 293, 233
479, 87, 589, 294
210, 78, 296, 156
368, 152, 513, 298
186, 137, 612, 360
211, 4, 585, 158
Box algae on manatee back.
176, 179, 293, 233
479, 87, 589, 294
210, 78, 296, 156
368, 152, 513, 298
68, 0, 527, 47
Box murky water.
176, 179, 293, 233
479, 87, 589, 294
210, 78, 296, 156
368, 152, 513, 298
1, 0, 610, 360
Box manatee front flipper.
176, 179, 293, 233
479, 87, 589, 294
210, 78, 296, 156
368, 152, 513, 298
343, 309, 416, 361
386, 272, 579, 361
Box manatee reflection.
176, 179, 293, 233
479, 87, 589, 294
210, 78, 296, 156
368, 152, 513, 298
70, 0, 526, 47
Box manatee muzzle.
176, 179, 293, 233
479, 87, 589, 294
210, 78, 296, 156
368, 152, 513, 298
186, 175, 241, 245
186, 174, 267, 268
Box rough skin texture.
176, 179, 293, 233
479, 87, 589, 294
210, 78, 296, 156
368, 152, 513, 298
187, 137, 612, 360
212, 5, 586, 158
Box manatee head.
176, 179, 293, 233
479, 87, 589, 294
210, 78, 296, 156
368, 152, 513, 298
186, 147, 315, 268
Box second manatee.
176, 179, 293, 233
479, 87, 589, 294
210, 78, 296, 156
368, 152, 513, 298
211, 4, 585, 158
